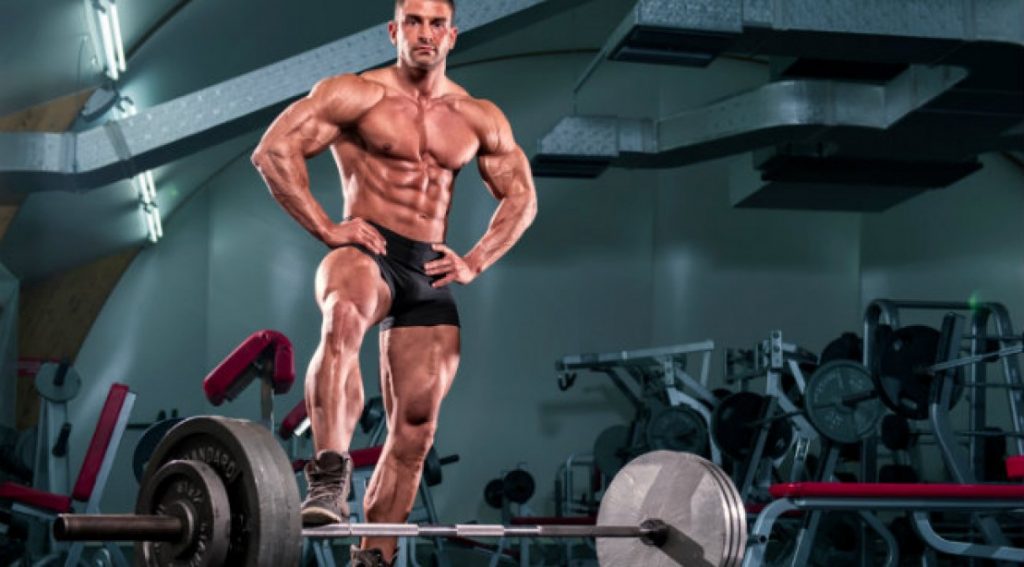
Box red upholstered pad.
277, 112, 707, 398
351, 446, 384, 468
1007, 456, 1024, 480
72, 383, 130, 502
510, 516, 596, 525
771, 482, 1024, 500
278, 399, 308, 440
203, 330, 295, 405
290, 446, 386, 473
0, 482, 72, 513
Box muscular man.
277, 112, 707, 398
251, 0, 536, 564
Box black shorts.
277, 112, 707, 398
353, 221, 460, 331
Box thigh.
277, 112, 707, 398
315, 246, 392, 326
378, 326, 460, 422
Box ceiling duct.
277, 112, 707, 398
0, 0, 589, 199
539, 0, 1024, 211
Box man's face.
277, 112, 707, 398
389, 0, 458, 70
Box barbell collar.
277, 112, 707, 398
55, 514, 184, 542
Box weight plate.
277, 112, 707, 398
645, 405, 709, 456
137, 416, 301, 567
597, 451, 746, 567
34, 363, 81, 403
696, 456, 747, 566
593, 425, 632, 480
804, 361, 883, 444
819, 332, 863, 365
423, 446, 442, 487
875, 326, 941, 420
136, 460, 230, 567
134, 418, 186, 482
483, 479, 504, 509
502, 469, 535, 504
711, 392, 793, 461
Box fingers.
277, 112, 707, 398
424, 258, 452, 275
348, 217, 386, 255
431, 273, 456, 288
360, 225, 386, 255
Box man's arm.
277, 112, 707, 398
427, 100, 537, 286
251, 74, 387, 251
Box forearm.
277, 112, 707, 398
463, 191, 537, 276
251, 148, 333, 241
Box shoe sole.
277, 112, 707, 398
302, 505, 346, 527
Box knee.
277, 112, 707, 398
322, 297, 367, 351
391, 421, 437, 465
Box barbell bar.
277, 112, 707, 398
55, 513, 668, 542
49, 416, 747, 567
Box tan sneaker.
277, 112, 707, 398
349, 546, 393, 567
300, 450, 352, 526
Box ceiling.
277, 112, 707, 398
0, 0, 635, 282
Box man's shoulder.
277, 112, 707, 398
314, 72, 386, 101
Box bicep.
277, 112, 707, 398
475, 101, 535, 200
478, 146, 533, 200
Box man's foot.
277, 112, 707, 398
301, 450, 352, 526
350, 546, 393, 567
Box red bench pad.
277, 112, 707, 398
204, 330, 295, 405
279, 399, 308, 440
1007, 456, 1024, 480
771, 482, 1024, 500
292, 446, 386, 473
0, 482, 72, 513
72, 383, 130, 502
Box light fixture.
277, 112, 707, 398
91, 0, 126, 80
118, 97, 164, 244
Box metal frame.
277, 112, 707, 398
744, 495, 1024, 566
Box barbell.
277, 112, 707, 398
53, 416, 746, 567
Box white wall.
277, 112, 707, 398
861, 153, 1024, 478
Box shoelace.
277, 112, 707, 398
307, 465, 347, 501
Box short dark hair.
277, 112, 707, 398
395, 0, 455, 19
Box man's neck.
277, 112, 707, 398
393, 62, 448, 100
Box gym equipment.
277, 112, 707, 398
557, 340, 723, 464
33, 363, 82, 497
54, 416, 747, 567
711, 392, 793, 461
202, 329, 295, 430
132, 418, 185, 482
592, 424, 630, 480
803, 360, 884, 445
483, 469, 535, 509
722, 331, 821, 501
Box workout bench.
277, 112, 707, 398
743, 459, 1024, 566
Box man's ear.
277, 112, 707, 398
449, 26, 458, 48
387, 20, 398, 45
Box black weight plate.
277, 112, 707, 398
880, 414, 912, 451
593, 425, 632, 480
645, 405, 709, 456
876, 325, 941, 420
137, 417, 301, 567
483, 479, 504, 509
133, 418, 185, 483
711, 392, 793, 462
137, 460, 230, 567
804, 361, 883, 445
423, 446, 442, 487
503, 469, 536, 504
819, 332, 863, 365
